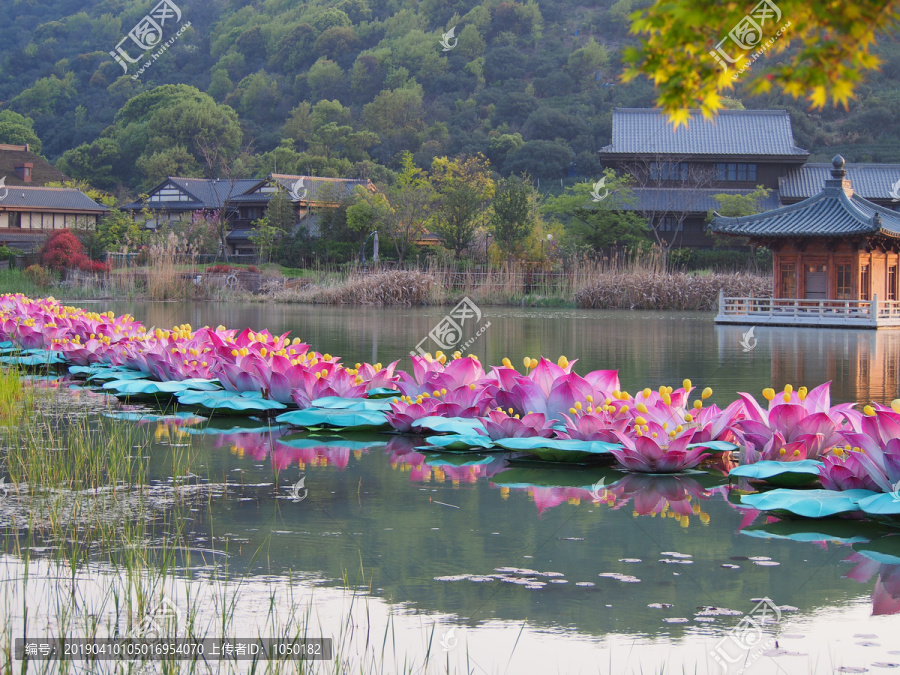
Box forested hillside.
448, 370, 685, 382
4, 0, 900, 200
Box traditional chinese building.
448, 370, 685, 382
710, 156, 900, 327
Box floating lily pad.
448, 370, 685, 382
0, 352, 66, 366
741, 519, 879, 544
729, 460, 824, 488
310, 396, 395, 412
177, 390, 287, 415
410, 416, 486, 435
492, 437, 619, 463
856, 493, 900, 517
740, 488, 876, 519
102, 411, 207, 425
423, 434, 496, 451
687, 441, 739, 453
367, 387, 400, 398
491, 466, 621, 489
276, 408, 388, 431
184, 417, 286, 434
423, 453, 499, 467
277, 437, 384, 451
853, 536, 900, 565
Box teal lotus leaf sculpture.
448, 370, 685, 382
177, 389, 287, 414
493, 437, 620, 463
102, 379, 193, 397
729, 460, 824, 487
0, 341, 12, 349
367, 387, 401, 398
687, 441, 739, 453
491, 466, 620, 489
277, 437, 385, 451
852, 537, 900, 565
411, 416, 486, 435
275, 408, 388, 431
740, 518, 880, 544
423, 453, 498, 467
311, 396, 395, 412
856, 493, 900, 517
740, 488, 876, 518
102, 411, 206, 424
0, 352, 66, 366
423, 434, 496, 451
87, 370, 151, 383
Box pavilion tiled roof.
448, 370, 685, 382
710, 156, 900, 239
600, 108, 809, 157
780, 163, 900, 202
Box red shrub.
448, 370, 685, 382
207, 264, 233, 274
246, 265, 259, 273
40, 230, 109, 274
40, 230, 84, 272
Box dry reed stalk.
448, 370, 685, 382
574, 271, 772, 310
272, 269, 436, 305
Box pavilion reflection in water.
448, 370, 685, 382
716, 324, 900, 405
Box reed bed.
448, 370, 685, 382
574, 271, 772, 310
272, 269, 436, 305
264, 252, 771, 310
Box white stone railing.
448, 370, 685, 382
717, 292, 900, 325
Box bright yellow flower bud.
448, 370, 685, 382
694, 400, 703, 410
524, 356, 532, 369
702, 387, 712, 399
683, 379, 692, 391
636, 403, 648, 414
557, 355, 569, 369
684, 414, 693, 422
762, 388, 775, 401
635, 416, 647, 426
784, 384, 793, 394
891, 399, 900, 414
864, 405, 876, 416
502, 357, 512, 369
642, 388, 652, 399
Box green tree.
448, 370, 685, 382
706, 185, 772, 249
623, 0, 889, 123
266, 189, 297, 234
567, 38, 609, 82
430, 154, 495, 259
491, 176, 536, 261
543, 177, 652, 252
0, 111, 42, 153
347, 151, 435, 261
362, 86, 426, 163
250, 218, 280, 263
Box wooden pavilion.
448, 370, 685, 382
710, 155, 900, 328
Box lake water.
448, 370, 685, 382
3, 303, 900, 674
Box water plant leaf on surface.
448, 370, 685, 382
0, 352, 67, 366
853, 536, 900, 565
740, 488, 877, 518
177, 389, 288, 414
491, 466, 621, 489
102, 379, 198, 398
423, 434, 496, 451
422, 453, 499, 467
310, 396, 396, 412
367, 387, 400, 398
277, 436, 385, 451
102, 411, 207, 425
495, 437, 619, 463
275, 408, 388, 431
729, 460, 825, 487
740, 519, 882, 544
688, 441, 739, 453
410, 416, 486, 435
856, 493, 900, 517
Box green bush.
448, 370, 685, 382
667, 247, 772, 273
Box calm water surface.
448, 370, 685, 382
3, 302, 900, 673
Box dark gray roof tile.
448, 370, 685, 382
780, 163, 900, 201
0, 186, 107, 211
601, 108, 809, 157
